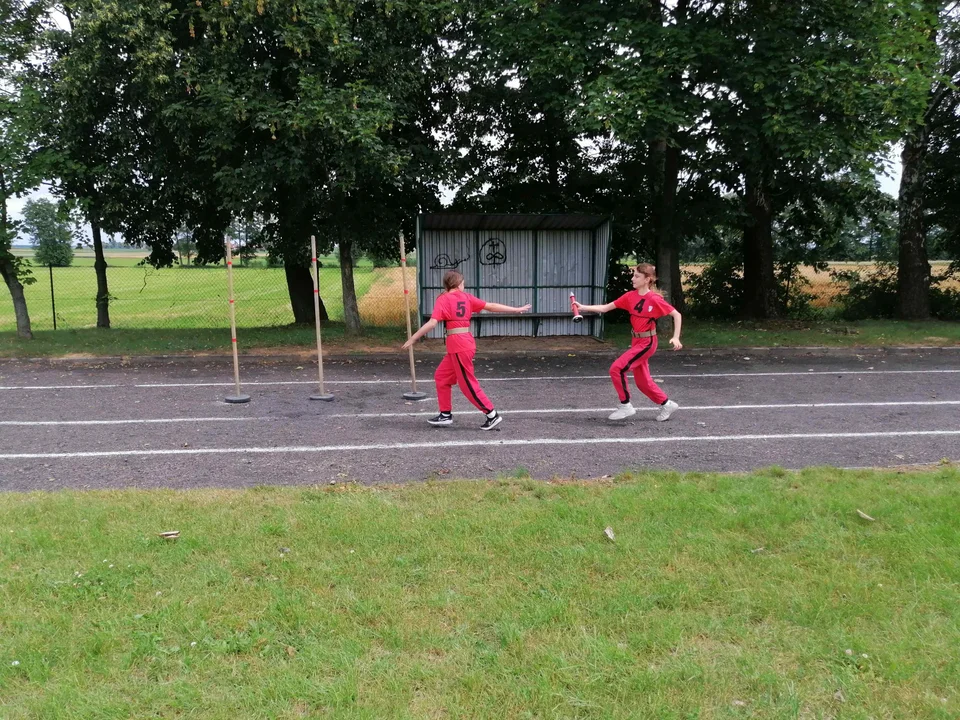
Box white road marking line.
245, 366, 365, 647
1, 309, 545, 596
1, 430, 958, 460
324, 400, 960, 419
1, 368, 958, 391
0, 417, 269, 427
3, 399, 959, 426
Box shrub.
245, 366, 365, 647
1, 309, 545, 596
832, 263, 960, 320
685, 250, 816, 319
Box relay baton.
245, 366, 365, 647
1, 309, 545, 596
570, 292, 583, 323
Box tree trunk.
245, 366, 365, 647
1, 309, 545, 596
742, 173, 778, 319
896, 128, 931, 319
0, 256, 33, 339
339, 235, 361, 335
285, 262, 325, 325
0, 170, 32, 339
90, 220, 111, 328
651, 140, 684, 308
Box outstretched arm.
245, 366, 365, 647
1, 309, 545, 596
484, 302, 532, 313
573, 301, 617, 314
401, 317, 439, 350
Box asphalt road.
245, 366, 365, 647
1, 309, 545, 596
1, 349, 958, 491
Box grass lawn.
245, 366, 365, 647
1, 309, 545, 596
1, 466, 958, 718
1, 263, 390, 334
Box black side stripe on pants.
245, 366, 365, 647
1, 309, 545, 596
618, 341, 653, 403
455, 353, 492, 414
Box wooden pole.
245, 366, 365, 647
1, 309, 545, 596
400, 232, 426, 400
309, 235, 334, 401
224, 238, 250, 403
49, 264, 57, 330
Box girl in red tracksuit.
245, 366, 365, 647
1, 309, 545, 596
573, 263, 683, 421
403, 270, 531, 430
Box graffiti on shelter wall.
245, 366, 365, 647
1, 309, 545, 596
479, 237, 506, 266
429, 237, 507, 271
430, 252, 470, 270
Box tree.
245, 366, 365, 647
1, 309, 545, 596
0, 0, 52, 339
20, 197, 75, 266
85, 0, 456, 328
583, 0, 704, 326
451, 0, 615, 216
898, 1, 960, 318
39, 0, 167, 329
699, 0, 933, 318
173, 227, 196, 266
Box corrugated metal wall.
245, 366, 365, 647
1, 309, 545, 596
417, 219, 611, 339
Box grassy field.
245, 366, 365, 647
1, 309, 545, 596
2, 466, 958, 718
0, 262, 401, 333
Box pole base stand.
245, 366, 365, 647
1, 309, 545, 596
225, 394, 251, 404
403, 391, 428, 401
310, 393, 335, 402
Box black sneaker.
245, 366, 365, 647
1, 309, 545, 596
480, 412, 502, 431
427, 413, 453, 426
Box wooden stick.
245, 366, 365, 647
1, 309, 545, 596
310, 235, 334, 401
224, 239, 250, 403
400, 233, 426, 400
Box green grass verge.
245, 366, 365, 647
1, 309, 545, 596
2, 467, 958, 718
604, 318, 960, 348
2, 319, 958, 358
0, 325, 407, 358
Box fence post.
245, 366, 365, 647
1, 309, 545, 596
49, 264, 57, 330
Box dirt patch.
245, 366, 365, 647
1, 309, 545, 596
358, 267, 418, 326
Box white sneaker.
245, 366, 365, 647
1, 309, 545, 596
608, 402, 636, 420
656, 400, 679, 422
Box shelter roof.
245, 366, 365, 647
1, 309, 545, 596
419, 213, 609, 231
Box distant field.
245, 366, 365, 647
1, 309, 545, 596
8, 249, 362, 269
680, 262, 958, 308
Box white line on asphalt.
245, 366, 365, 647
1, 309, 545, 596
0, 417, 270, 427
1, 368, 959, 391
325, 399, 960, 419
3, 399, 960, 426
1, 429, 958, 460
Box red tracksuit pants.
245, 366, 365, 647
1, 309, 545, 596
610, 338, 668, 405
435, 351, 494, 414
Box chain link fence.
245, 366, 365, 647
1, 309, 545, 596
0, 261, 419, 332
4, 259, 955, 333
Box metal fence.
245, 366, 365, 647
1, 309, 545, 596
0, 263, 418, 332
4, 261, 946, 333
